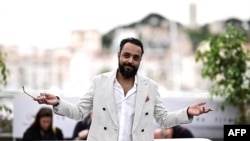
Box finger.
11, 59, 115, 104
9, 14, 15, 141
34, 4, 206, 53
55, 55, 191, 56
37, 95, 43, 100
37, 96, 45, 104
37, 98, 42, 104
40, 92, 47, 96
197, 101, 206, 106
40, 93, 46, 98
41, 93, 52, 99
200, 106, 204, 112
205, 108, 213, 113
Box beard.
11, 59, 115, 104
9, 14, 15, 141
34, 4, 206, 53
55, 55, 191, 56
118, 62, 138, 78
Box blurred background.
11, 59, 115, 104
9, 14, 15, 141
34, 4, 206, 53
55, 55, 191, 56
0, 0, 249, 140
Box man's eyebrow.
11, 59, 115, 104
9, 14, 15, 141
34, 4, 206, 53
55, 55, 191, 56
122, 52, 141, 56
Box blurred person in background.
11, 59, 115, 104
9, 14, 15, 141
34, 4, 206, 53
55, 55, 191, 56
22, 107, 64, 141
154, 125, 194, 139
72, 111, 92, 140
35, 37, 212, 141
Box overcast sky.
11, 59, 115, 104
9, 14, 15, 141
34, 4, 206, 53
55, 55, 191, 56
0, 0, 249, 48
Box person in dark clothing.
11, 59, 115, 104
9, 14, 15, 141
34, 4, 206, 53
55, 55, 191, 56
22, 107, 64, 141
154, 125, 194, 138
72, 111, 92, 140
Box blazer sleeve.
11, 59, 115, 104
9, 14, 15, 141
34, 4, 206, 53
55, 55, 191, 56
153, 83, 193, 128
53, 76, 97, 120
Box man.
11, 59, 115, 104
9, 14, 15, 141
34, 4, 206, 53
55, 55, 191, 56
36, 37, 212, 141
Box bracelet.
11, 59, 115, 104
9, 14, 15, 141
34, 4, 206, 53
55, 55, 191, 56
54, 96, 60, 106
187, 107, 193, 119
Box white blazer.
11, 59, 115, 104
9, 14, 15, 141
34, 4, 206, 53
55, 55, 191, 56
53, 70, 193, 141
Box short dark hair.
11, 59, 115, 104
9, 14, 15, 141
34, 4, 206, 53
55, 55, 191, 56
119, 37, 144, 55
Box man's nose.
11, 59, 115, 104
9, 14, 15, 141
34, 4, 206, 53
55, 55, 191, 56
128, 56, 134, 63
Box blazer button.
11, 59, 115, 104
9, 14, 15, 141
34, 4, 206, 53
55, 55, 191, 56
104, 127, 107, 130
145, 112, 148, 115
141, 129, 144, 132
102, 107, 106, 111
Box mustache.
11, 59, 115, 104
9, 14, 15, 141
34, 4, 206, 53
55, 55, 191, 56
124, 63, 135, 68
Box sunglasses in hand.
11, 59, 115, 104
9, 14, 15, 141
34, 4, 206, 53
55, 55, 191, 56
22, 86, 38, 100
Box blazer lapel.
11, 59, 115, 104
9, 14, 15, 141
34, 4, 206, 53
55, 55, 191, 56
132, 75, 148, 131
103, 71, 118, 127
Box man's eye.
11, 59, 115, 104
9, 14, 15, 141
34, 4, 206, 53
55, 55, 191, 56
123, 54, 130, 58
133, 56, 140, 61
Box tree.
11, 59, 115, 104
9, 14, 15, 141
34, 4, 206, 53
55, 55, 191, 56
0, 51, 11, 133
0, 52, 8, 86
195, 24, 250, 124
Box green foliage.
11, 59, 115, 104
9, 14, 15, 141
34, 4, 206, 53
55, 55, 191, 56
195, 23, 250, 124
0, 51, 11, 133
0, 105, 12, 133
0, 52, 8, 86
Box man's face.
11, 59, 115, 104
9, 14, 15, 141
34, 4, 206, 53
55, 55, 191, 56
118, 42, 142, 78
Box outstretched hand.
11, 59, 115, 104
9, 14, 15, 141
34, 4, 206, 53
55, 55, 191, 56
22, 86, 59, 105
36, 93, 59, 106
187, 101, 213, 116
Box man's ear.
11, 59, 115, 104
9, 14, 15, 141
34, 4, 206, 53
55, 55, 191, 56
118, 52, 120, 58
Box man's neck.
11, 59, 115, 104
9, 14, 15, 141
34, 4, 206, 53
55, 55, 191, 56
116, 71, 135, 95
